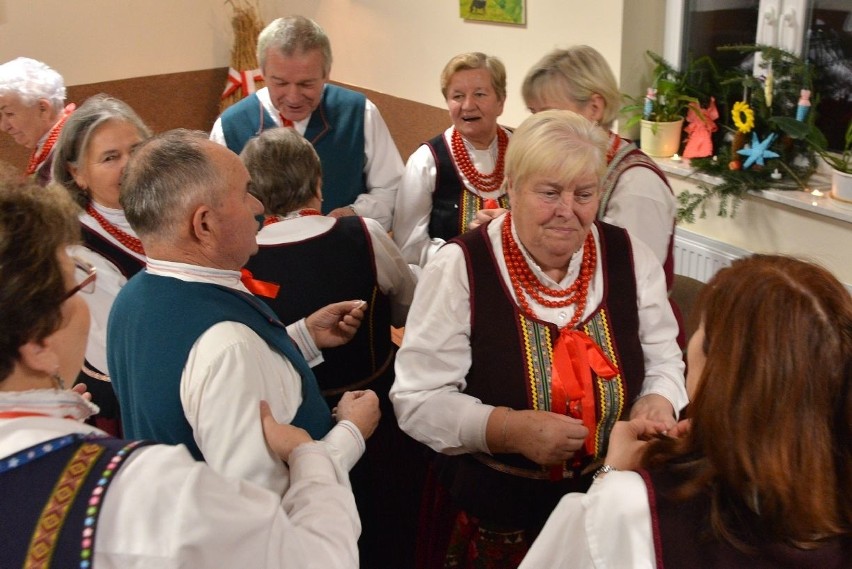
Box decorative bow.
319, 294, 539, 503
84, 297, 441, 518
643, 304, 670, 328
240, 268, 280, 299
222, 67, 264, 99
550, 329, 619, 458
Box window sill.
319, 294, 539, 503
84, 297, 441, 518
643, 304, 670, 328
654, 157, 852, 225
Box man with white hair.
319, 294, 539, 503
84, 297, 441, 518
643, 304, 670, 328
210, 15, 403, 231
0, 57, 75, 185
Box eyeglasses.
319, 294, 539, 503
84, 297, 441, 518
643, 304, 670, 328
63, 258, 97, 300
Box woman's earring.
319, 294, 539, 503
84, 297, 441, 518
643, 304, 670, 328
52, 370, 66, 390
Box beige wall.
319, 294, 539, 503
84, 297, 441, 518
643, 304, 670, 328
3, 0, 848, 281
1, 0, 665, 128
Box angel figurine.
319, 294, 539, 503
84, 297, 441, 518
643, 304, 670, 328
682, 97, 719, 159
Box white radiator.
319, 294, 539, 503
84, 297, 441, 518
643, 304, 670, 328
672, 228, 750, 283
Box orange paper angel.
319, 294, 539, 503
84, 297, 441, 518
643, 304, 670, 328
682, 97, 719, 159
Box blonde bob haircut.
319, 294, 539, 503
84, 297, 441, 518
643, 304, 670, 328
440, 52, 507, 102
522, 46, 622, 130
504, 109, 608, 193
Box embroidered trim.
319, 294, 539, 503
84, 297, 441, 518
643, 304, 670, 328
0, 434, 78, 474
26, 442, 104, 567
78, 440, 148, 568
515, 307, 627, 459
581, 309, 625, 458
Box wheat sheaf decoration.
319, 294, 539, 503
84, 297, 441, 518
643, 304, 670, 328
220, 0, 266, 113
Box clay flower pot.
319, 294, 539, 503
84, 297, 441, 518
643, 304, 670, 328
640, 119, 684, 158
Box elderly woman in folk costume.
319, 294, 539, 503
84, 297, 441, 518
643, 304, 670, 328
0, 57, 75, 185
391, 110, 686, 568
392, 52, 511, 273
0, 177, 361, 568
51, 94, 152, 436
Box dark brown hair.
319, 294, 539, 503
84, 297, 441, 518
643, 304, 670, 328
0, 174, 80, 380
643, 255, 852, 549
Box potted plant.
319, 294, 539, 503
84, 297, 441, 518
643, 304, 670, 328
622, 51, 701, 157
812, 119, 852, 202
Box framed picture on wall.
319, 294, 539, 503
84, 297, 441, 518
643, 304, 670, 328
461, 0, 526, 25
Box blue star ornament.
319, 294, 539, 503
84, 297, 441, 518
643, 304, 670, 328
737, 132, 780, 169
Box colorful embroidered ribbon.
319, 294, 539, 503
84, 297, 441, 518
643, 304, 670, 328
550, 329, 619, 476
221, 67, 264, 99
240, 268, 280, 299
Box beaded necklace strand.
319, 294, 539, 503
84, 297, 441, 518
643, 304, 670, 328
501, 212, 596, 330
85, 204, 145, 256
25, 109, 73, 176
450, 127, 508, 193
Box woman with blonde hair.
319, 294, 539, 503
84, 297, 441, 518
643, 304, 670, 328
393, 52, 512, 272
521, 254, 852, 568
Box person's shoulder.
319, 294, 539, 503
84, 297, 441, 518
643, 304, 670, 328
324, 83, 367, 105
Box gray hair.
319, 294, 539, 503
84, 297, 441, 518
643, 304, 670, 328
0, 57, 66, 113
120, 129, 221, 240
240, 128, 322, 215
522, 46, 621, 130
257, 16, 332, 77
52, 94, 151, 207
440, 52, 507, 102
505, 110, 608, 192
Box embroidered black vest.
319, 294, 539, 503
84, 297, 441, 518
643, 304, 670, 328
424, 132, 510, 241
641, 467, 852, 568
0, 434, 151, 568
244, 217, 394, 405
437, 221, 645, 530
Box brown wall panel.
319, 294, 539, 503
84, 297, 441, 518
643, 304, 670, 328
0, 68, 451, 172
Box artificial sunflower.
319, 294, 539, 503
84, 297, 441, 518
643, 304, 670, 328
732, 101, 755, 134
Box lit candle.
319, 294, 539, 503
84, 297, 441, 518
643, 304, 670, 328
770, 168, 782, 180
811, 189, 824, 198
671, 153, 682, 162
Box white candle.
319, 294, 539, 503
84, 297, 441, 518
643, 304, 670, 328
671, 153, 682, 162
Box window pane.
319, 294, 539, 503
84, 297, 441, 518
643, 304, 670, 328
679, 0, 851, 151
808, 1, 852, 150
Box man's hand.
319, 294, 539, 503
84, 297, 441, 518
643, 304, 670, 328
260, 400, 313, 462
328, 206, 357, 219
629, 393, 677, 429
306, 300, 366, 349
468, 207, 507, 230
334, 389, 381, 440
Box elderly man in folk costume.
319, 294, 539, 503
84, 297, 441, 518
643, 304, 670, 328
0, 57, 75, 186
210, 15, 404, 231
108, 129, 380, 500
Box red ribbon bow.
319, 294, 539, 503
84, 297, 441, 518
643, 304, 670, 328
222, 67, 264, 99
550, 329, 619, 472
240, 268, 280, 299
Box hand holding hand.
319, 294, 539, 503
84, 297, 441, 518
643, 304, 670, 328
306, 300, 366, 349
500, 409, 589, 467
334, 389, 381, 440
603, 418, 669, 471
629, 393, 677, 429
260, 400, 313, 462
328, 206, 357, 219
468, 207, 507, 230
